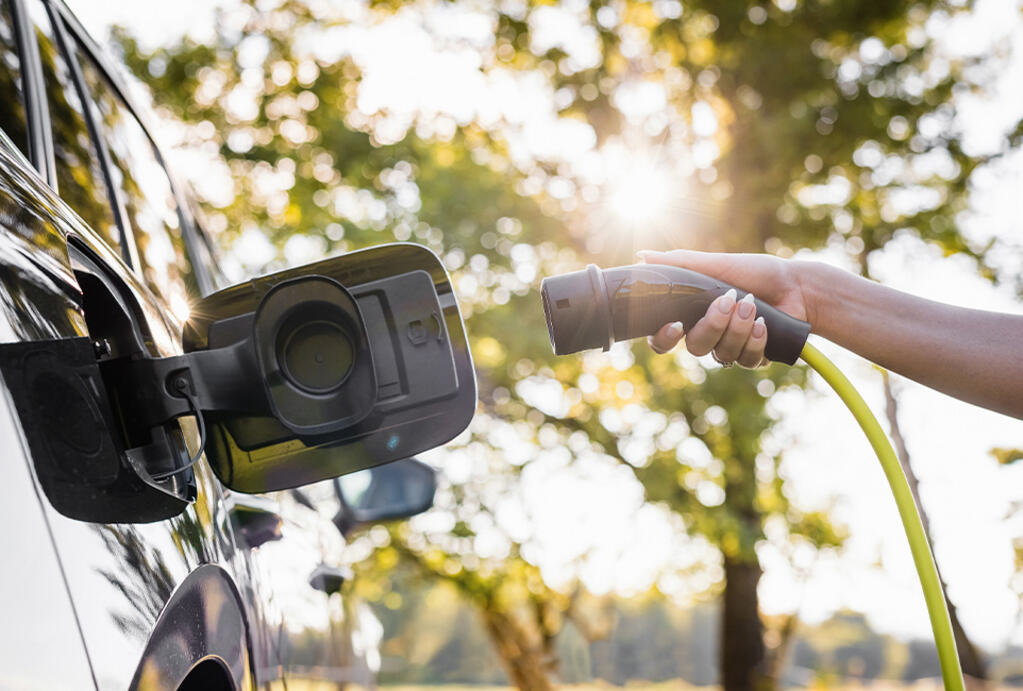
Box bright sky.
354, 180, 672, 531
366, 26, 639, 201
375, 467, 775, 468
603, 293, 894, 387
68, 0, 1023, 654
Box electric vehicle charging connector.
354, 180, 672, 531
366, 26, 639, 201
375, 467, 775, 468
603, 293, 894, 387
541, 263, 966, 691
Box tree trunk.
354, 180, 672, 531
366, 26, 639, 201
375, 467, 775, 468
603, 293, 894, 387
881, 372, 988, 688
721, 555, 767, 691
481, 609, 555, 691
764, 611, 800, 685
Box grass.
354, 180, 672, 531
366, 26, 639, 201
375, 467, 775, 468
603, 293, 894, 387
378, 686, 683, 691
284, 680, 1004, 691
374, 683, 952, 691
370, 688, 727, 691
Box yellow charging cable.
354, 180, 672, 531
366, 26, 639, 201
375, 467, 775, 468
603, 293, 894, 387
800, 341, 964, 691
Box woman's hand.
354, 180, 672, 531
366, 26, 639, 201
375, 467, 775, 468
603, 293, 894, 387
638, 249, 813, 367
638, 248, 1023, 418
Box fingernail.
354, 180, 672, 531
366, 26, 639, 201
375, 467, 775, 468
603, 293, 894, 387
752, 316, 766, 338
717, 288, 737, 313
666, 321, 684, 340
637, 250, 659, 262
738, 292, 756, 319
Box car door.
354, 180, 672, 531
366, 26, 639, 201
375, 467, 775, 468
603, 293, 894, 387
255, 481, 378, 690
0, 1, 259, 688
0, 1, 98, 687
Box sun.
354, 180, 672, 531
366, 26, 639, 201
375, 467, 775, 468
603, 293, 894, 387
592, 141, 684, 238
607, 159, 674, 226
578, 135, 709, 249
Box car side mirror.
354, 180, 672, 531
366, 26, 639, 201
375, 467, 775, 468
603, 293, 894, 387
333, 457, 436, 536
104, 242, 476, 494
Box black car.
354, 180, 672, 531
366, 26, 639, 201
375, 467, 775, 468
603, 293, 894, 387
0, 0, 474, 688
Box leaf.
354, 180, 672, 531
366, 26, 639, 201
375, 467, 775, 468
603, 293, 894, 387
992, 447, 1023, 465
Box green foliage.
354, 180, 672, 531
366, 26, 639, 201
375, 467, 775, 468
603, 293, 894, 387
110, 0, 1013, 685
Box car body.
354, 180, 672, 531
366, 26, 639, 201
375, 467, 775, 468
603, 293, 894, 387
0, 0, 421, 688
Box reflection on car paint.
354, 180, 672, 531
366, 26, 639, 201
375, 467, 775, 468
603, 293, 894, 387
0, 374, 95, 689
0, 4, 388, 686
0, 118, 258, 688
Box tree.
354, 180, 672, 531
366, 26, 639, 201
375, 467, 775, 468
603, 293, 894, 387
993, 446, 1023, 664
487, 1, 1014, 687
116, 6, 607, 681
110, 0, 1018, 688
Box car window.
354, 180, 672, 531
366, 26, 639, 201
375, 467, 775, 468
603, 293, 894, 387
0, 1, 29, 159
29, 1, 119, 252
184, 190, 231, 291
74, 45, 197, 315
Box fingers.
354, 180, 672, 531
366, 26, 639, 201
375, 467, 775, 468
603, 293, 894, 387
683, 289, 737, 357
736, 317, 767, 368
713, 293, 757, 363
648, 321, 684, 354
639, 249, 771, 368
647, 289, 769, 368
637, 249, 740, 282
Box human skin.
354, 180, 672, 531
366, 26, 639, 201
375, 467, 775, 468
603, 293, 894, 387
638, 249, 1023, 420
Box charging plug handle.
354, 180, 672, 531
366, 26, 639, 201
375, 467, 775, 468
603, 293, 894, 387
541, 263, 811, 365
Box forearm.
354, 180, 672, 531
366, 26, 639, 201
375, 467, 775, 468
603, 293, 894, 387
798, 262, 1023, 419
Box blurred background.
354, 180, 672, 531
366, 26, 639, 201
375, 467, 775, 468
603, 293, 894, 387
67, 0, 1023, 688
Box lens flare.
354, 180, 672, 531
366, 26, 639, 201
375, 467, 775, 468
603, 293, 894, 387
591, 140, 686, 239
607, 161, 674, 225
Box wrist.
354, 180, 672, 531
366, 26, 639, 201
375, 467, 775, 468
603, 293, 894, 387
791, 260, 836, 334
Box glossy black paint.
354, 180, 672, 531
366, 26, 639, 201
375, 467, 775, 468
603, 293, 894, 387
127, 564, 252, 690
0, 1, 384, 689
0, 110, 247, 688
